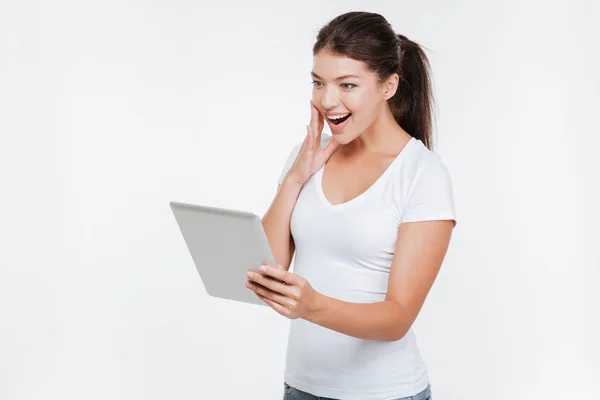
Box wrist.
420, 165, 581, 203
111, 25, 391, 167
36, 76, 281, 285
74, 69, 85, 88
307, 292, 329, 323
282, 174, 305, 189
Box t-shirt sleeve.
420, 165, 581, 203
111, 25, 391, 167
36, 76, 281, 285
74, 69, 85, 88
400, 153, 457, 227
277, 142, 303, 185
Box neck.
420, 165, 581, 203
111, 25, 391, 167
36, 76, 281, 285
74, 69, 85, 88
340, 106, 412, 157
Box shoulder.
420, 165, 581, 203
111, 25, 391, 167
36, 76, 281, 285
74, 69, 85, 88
403, 138, 452, 188
278, 134, 333, 185
286, 133, 333, 159
395, 138, 457, 225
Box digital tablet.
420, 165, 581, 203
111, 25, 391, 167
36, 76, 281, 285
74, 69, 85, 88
169, 201, 277, 307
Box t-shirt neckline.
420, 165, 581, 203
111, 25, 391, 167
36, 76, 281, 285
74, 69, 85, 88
316, 136, 416, 211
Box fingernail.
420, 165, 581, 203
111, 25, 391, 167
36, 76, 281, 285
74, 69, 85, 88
247, 271, 253, 278
259, 265, 267, 272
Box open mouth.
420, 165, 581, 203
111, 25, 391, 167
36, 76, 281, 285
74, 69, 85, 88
329, 113, 351, 125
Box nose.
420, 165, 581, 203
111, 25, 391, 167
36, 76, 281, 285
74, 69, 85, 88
320, 85, 340, 111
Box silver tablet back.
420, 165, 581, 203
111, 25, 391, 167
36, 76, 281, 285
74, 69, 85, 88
170, 201, 276, 306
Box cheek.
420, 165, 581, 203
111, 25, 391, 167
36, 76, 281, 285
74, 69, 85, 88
344, 90, 373, 114
346, 98, 371, 120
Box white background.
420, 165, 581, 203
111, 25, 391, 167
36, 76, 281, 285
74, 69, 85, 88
1, 0, 599, 399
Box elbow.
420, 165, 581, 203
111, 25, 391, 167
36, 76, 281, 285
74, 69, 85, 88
384, 328, 408, 342
383, 301, 409, 342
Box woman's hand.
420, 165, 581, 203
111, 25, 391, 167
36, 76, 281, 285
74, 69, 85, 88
285, 100, 340, 186
246, 263, 325, 320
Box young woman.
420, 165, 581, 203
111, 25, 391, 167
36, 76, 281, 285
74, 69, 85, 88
245, 11, 456, 400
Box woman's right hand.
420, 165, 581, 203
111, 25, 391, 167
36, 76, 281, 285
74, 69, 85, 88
286, 100, 340, 186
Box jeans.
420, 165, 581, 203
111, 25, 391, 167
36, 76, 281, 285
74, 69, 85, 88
283, 382, 432, 400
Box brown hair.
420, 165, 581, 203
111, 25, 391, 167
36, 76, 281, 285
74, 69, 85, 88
313, 11, 435, 150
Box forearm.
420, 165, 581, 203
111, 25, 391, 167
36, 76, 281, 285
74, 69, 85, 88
261, 176, 303, 270
307, 295, 409, 342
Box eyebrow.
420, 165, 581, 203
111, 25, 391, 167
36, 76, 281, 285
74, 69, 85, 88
311, 71, 360, 80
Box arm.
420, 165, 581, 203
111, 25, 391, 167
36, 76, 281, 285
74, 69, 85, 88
308, 219, 454, 341
249, 153, 456, 339
261, 177, 303, 271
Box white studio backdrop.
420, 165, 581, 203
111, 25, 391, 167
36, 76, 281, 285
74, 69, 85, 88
1, 0, 598, 399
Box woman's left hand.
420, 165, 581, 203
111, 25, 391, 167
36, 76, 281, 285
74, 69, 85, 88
246, 264, 325, 320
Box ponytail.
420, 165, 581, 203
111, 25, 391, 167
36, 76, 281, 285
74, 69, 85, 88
391, 34, 435, 150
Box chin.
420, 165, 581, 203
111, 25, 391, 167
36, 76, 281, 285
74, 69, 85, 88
331, 132, 354, 145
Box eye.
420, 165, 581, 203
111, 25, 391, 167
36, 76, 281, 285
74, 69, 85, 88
311, 81, 356, 90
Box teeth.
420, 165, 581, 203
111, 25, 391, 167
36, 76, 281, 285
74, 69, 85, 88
327, 113, 350, 120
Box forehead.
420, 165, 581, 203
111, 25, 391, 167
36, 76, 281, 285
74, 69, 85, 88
312, 50, 368, 78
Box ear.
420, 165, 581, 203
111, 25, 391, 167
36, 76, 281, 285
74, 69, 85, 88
382, 73, 399, 100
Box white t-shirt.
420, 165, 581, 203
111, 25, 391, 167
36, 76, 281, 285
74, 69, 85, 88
276, 133, 456, 400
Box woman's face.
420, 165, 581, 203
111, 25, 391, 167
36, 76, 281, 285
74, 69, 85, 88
311, 50, 396, 143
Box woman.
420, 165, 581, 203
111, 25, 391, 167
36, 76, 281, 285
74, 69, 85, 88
245, 11, 456, 400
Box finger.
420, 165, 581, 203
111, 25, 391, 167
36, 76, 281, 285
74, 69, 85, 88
247, 280, 277, 300
309, 101, 318, 144
259, 261, 287, 278
257, 264, 296, 286
265, 298, 290, 317
307, 125, 318, 151
255, 291, 270, 303
247, 270, 290, 295
247, 281, 290, 308
255, 292, 280, 313
255, 291, 273, 304
257, 292, 290, 317
310, 100, 321, 143
275, 264, 288, 285
311, 100, 324, 142
323, 137, 340, 159
317, 108, 324, 134
309, 99, 316, 132
260, 261, 285, 270
299, 134, 309, 152
306, 124, 315, 144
